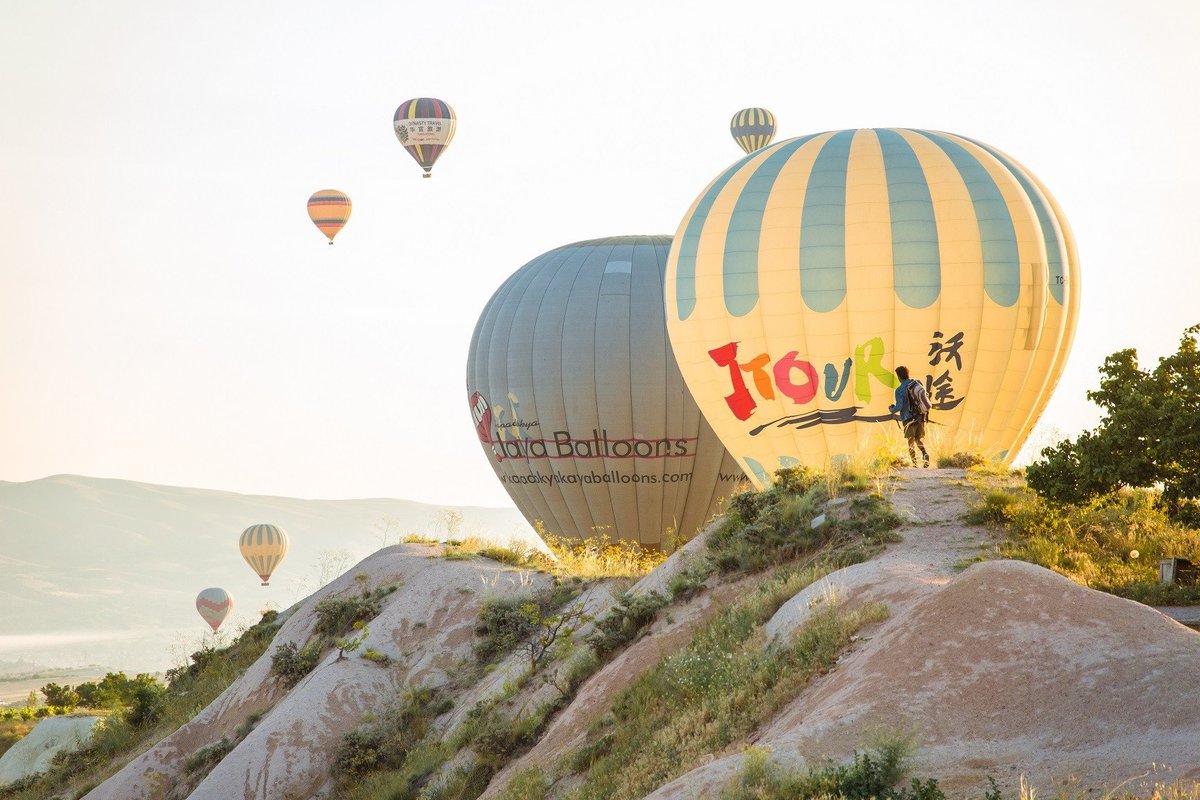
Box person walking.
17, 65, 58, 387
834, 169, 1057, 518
889, 366, 931, 467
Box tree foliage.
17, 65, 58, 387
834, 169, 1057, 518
1026, 324, 1200, 522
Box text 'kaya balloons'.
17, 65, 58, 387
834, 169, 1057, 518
666, 128, 1079, 488
730, 108, 777, 154
307, 190, 352, 244
393, 98, 456, 178
239, 524, 289, 586
467, 236, 745, 548
196, 587, 233, 632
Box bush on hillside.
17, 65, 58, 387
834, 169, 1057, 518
1025, 324, 1200, 524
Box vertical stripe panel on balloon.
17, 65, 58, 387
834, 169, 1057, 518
795, 130, 854, 467
877, 129, 941, 309
594, 241, 639, 542
920, 129, 1020, 457
969, 143, 1076, 459
565, 244, 625, 538
518, 247, 586, 539
947, 133, 1051, 457
878, 128, 942, 458
723, 134, 822, 318
627, 239, 670, 543
799, 130, 854, 315
526, 246, 595, 540
673, 151, 760, 320
484, 250, 558, 535
937, 133, 1039, 453
898, 130, 984, 454
755, 134, 830, 472
839, 130, 898, 461
1017, 168, 1081, 453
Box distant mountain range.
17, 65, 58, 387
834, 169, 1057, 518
0, 475, 533, 674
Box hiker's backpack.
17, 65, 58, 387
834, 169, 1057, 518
907, 379, 932, 419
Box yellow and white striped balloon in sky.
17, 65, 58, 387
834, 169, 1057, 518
665, 128, 1079, 488
239, 524, 289, 586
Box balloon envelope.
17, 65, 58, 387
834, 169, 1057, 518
196, 587, 233, 632
393, 98, 456, 177
466, 235, 745, 548
730, 108, 776, 154
665, 128, 1079, 487
307, 190, 351, 244
239, 524, 289, 586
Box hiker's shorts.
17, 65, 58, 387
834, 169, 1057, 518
903, 418, 926, 441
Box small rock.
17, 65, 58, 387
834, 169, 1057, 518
811, 514, 827, 529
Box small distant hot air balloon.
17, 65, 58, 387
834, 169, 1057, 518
196, 587, 234, 632
393, 98, 456, 178
307, 190, 352, 244
730, 108, 776, 154
239, 524, 289, 586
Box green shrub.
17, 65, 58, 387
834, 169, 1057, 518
963, 490, 1018, 525
708, 466, 901, 575
719, 739, 944, 800
938, 451, 985, 469
586, 591, 667, 655
497, 766, 550, 800
183, 737, 234, 774
270, 641, 322, 687
473, 583, 583, 670
332, 686, 451, 784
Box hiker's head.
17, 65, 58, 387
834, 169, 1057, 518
895, 365, 910, 381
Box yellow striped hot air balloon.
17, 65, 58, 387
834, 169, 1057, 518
307, 190, 352, 244
196, 587, 234, 632
665, 128, 1079, 488
730, 108, 777, 154
239, 524, 289, 586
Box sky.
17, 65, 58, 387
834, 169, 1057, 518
2, 0, 1198, 509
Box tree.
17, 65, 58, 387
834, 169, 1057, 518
1026, 324, 1200, 522
40, 683, 79, 708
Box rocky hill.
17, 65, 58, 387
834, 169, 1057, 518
65, 471, 1200, 797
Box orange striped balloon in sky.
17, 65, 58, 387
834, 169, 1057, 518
307, 189, 352, 244
239, 524, 289, 586
393, 97, 456, 178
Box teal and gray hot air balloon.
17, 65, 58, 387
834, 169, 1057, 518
466, 236, 745, 549
730, 108, 777, 154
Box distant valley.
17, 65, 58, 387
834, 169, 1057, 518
0, 475, 533, 677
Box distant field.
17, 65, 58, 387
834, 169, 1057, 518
0, 670, 111, 706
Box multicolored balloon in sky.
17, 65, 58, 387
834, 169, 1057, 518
239, 524, 289, 586
665, 128, 1079, 488
195, 587, 234, 632
730, 108, 777, 154
393, 98, 456, 178
467, 236, 745, 548
307, 190, 352, 244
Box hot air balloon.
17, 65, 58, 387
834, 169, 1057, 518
730, 108, 777, 154
665, 128, 1079, 488
307, 190, 352, 244
196, 587, 234, 632
393, 98, 456, 178
239, 524, 289, 586
466, 236, 745, 549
